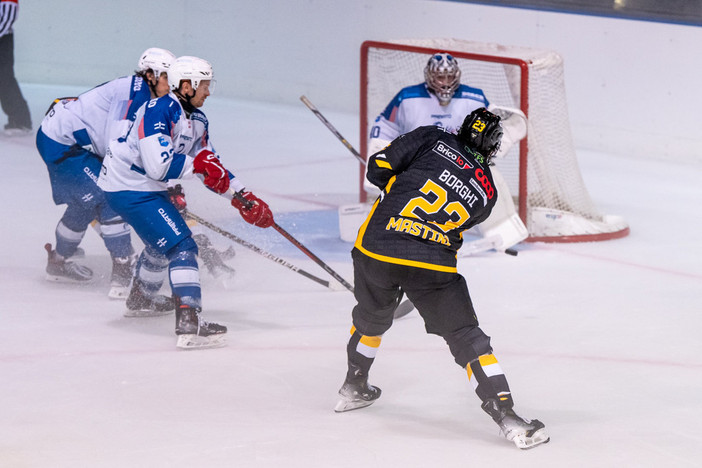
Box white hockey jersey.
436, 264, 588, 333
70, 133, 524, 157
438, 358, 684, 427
39, 75, 152, 161
98, 92, 243, 193
369, 83, 490, 145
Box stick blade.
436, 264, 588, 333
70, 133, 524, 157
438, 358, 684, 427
393, 299, 415, 319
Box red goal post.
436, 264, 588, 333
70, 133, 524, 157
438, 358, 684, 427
360, 39, 629, 243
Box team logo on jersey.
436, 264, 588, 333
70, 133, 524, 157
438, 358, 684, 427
432, 141, 473, 170
158, 136, 169, 147
158, 208, 181, 236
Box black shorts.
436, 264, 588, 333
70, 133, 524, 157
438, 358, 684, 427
351, 248, 479, 337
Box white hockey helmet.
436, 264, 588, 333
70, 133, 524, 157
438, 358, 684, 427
168, 56, 214, 92
137, 48, 175, 79
424, 53, 461, 105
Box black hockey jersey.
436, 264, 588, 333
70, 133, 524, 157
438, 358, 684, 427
355, 126, 498, 272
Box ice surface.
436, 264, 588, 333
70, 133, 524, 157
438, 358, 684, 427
1, 84, 701, 467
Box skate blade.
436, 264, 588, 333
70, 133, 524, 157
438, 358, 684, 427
176, 333, 227, 350
123, 308, 173, 318
45, 273, 93, 284
512, 428, 550, 450
334, 397, 376, 413
108, 285, 129, 300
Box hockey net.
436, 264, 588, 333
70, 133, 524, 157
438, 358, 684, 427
360, 39, 629, 243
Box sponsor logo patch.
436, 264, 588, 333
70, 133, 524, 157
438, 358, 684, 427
432, 141, 473, 170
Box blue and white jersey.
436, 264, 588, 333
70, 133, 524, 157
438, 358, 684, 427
39, 75, 151, 161
98, 92, 242, 193
369, 83, 490, 143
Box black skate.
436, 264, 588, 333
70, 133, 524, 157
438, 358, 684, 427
124, 280, 174, 317
175, 304, 227, 350
108, 254, 135, 300
44, 243, 93, 283
334, 379, 382, 413
481, 399, 550, 449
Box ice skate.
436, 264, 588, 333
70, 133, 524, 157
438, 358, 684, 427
481, 399, 549, 449
124, 280, 174, 317
44, 243, 93, 283
108, 255, 135, 300
334, 380, 382, 413
175, 304, 227, 350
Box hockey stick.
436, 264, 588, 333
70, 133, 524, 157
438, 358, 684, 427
272, 222, 355, 292
300, 95, 366, 166
458, 236, 519, 257
298, 96, 418, 319
185, 211, 336, 290
273, 220, 416, 319
229, 189, 355, 292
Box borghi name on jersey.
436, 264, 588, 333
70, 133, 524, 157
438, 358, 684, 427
356, 125, 497, 273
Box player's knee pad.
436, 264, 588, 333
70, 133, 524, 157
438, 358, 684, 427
61, 203, 98, 232
165, 236, 198, 262
443, 326, 493, 368
99, 216, 133, 258
135, 245, 169, 290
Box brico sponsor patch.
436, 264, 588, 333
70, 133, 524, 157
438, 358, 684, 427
432, 141, 473, 170
385, 217, 451, 246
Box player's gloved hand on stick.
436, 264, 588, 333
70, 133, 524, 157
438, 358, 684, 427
193, 149, 230, 194
167, 184, 187, 213
231, 190, 274, 228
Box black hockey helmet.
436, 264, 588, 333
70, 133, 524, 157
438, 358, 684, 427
457, 107, 503, 162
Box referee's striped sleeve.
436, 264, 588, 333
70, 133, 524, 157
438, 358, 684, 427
0, 1, 18, 38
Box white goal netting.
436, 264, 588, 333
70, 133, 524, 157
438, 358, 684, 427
361, 39, 628, 242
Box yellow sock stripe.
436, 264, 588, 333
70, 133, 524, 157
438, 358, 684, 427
478, 354, 498, 366
359, 334, 382, 348
354, 332, 382, 359
466, 354, 501, 386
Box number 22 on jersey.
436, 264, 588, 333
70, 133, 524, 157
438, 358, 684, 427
399, 179, 470, 233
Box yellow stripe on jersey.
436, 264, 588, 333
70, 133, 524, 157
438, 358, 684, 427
355, 246, 458, 273
374, 159, 392, 169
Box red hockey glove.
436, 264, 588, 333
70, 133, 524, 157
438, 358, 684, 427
167, 184, 187, 213
231, 191, 274, 228
193, 150, 230, 194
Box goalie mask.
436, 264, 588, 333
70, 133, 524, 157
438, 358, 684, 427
137, 48, 175, 79
168, 56, 215, 92
457, 107, 503, 162
424, 53, 461, 105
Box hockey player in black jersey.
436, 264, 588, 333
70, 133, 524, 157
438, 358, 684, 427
335, 108, 549, 450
